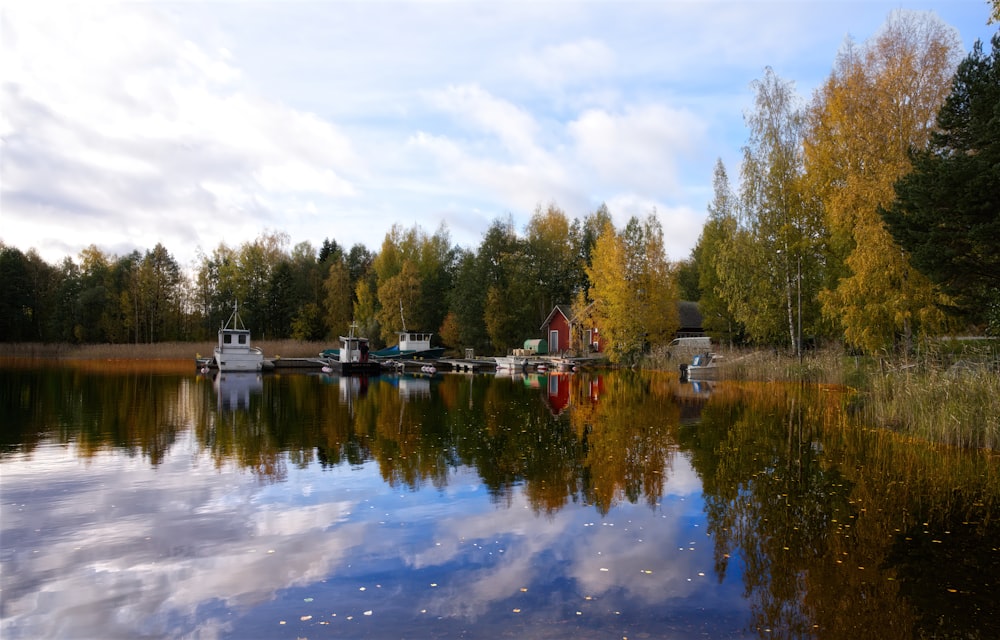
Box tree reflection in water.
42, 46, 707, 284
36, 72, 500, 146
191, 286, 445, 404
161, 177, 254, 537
1, 361, 997, 637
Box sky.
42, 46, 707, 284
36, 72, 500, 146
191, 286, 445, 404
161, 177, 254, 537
1, 0, 995, 269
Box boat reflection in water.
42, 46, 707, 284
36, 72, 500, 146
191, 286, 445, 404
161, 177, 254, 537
213, 371, 263, 412
3, 365, 998, 640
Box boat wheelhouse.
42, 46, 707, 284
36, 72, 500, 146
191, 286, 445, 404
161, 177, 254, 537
324, 322, 382, 374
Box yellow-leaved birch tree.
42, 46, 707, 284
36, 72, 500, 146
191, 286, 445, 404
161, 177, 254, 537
585, 215, 678, 364
804, 10, 962, 354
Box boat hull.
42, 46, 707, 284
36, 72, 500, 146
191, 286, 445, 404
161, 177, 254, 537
372, 347, 446, 361
214, 348, 264, 372
329, 360, 383, 375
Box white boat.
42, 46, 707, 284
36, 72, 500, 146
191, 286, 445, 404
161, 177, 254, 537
214, 302, 264, 372
494, 355, 528, 371
370, 302, 445, 360
681, 352, 723, 380
370, 331, 445, 360
325, 322, 382, 374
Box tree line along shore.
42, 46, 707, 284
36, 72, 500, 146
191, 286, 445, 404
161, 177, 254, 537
1, 12, 998, 448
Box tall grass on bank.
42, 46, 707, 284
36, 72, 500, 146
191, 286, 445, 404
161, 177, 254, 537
865, 363, 1000, 450
650, 340, 999, 450
0, 341, 330, 360
646, 345, 849, 385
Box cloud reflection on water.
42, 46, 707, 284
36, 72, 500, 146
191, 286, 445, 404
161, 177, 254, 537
0, 427, 746, 639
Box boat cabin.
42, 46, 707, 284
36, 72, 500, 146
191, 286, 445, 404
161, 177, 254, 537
219, 328, 253, 350
332, 322, 369, 363
339, 334, 371, 363
397, 331, 433, 353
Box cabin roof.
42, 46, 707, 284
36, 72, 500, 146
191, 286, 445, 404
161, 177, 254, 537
539, 304, 577, 330
678, 300, 703, 330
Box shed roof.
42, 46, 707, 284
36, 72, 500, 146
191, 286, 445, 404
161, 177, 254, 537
678, 300, 703, 330
539, 304, 575, 331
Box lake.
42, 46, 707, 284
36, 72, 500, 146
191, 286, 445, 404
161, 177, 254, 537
1, 360, 997, 639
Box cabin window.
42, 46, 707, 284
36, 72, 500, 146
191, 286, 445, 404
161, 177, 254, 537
239, 334, 247, 345
224, 334, 233, 345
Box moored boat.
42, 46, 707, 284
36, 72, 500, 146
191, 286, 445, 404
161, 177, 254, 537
680, 352, 723, 380
494, 354, 528, 371
323, 322, 383, 374
370, 330, 445, 360
213, 302, 265, 372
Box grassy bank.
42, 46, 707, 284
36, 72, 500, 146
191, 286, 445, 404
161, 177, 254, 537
649, 340, 999, 450
4, 339, 997, 449
0, 340, 330, 361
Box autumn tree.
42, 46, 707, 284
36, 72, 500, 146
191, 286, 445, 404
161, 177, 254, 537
353, 278, 379, 342
476, 216, 536, 353
693, 159, 742, 345
585, 215, 678, 364
525, 203, 579, 322
376, 261, 423, 344
372, 223, 454, 345
315, 258, 350, 340
880, 33, 1000, 330
719, 68, 819, 350
575, 203, 614, 291
804, 11, 962, 353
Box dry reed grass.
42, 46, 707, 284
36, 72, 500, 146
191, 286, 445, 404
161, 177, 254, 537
865, 362, 1000, 450
0, 340, 330, 361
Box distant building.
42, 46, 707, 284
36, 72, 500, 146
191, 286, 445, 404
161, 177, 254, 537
539, 304, 604, 355
676, 301, 705, 337
540, 301, 704, 355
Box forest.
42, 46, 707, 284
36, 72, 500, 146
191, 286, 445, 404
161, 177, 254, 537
1, 12, 997, 362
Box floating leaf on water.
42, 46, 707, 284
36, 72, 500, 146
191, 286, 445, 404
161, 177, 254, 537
364, 610, 373, 616
300, 615, 312, 621
512, 608, 521, 613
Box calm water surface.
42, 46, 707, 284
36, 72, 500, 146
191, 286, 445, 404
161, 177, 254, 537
1, 360, 997, 639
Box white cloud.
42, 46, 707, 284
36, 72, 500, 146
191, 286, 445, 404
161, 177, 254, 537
517, 38, 616, 88
425, 84, 542, 159
0, 0, 991, 265
1, 2, 360, 263
571, 104, 707, 194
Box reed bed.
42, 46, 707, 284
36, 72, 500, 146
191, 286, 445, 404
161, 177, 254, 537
864, 360, 1000, 450
0, 340, 330, 361
650, 339, 1000, 450
644, 345, 849, 385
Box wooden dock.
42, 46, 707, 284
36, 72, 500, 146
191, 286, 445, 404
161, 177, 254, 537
436, 358, 497, 372
267, 357, 327, 371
